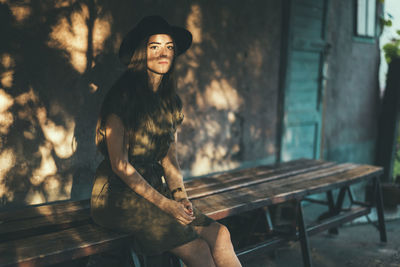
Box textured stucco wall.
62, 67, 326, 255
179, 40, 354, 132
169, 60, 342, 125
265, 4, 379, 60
0, 0, 282, 209
323, 0, 381, 164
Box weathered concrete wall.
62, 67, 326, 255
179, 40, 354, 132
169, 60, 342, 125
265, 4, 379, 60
0, 0, 282, 209
323, 0, 381, 164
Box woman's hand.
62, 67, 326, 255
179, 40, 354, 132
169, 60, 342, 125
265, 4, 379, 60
161, 199, 195, 225
178, 198, 194, 216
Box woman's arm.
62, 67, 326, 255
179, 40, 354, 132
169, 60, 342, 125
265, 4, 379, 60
105, 114, 194, 224
161, 133, 187, 199
161, 132, 193, 215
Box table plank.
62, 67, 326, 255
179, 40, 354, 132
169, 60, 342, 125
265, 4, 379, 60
190, 162, 358, 206
186, 160, 335, 199
185, 159, 329, 192
193, 165, 382, 220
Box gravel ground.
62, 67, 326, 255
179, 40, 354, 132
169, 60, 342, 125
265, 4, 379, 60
242, 219, 400, 267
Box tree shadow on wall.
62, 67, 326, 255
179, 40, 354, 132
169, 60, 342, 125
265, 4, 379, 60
175, 0, 282, 176
0, 0, 282, 209
0, 0, 124, 210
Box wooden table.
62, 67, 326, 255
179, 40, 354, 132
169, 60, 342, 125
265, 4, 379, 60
0, 159, 386, 267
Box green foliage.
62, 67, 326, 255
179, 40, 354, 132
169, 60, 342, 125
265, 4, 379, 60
394, 125, 400, 183
381, 18, 392, 27
383, 30, 400, 63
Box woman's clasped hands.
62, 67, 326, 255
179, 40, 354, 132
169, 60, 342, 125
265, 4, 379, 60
162, 198, 195, 225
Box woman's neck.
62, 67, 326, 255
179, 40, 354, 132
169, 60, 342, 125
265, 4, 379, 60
147, 70, 163, 92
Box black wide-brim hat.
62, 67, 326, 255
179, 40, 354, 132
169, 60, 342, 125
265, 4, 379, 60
119, 15, 192, 66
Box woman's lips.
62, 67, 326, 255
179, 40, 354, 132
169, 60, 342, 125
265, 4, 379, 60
158, 61, 169, 64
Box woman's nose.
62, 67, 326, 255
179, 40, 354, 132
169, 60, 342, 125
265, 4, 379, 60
160, 47, 167, 56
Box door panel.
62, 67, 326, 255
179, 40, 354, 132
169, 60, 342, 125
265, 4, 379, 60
282, 123, 318, 161
280, 0, 328, 162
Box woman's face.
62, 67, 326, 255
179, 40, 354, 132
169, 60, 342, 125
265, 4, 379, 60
146, 34, 175, 75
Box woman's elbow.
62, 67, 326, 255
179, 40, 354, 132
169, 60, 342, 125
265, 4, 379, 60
110, 158, 127, 175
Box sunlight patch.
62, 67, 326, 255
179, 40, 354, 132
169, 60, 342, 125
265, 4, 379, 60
54, 0, 77, 8
1, 70, 14, 88
0, 148, 16, 200
204, 79, 242, 111
48, 4, 112, 73
25, 188, 46, 205
48, 4, 89, 73
36, 105, 77, 159
186, 4, 202, 44
0, 89, 14, 134
93, 14, 112, 57
31, 142, 57, 186
1, 54, 15, 69
10, 5, 31, 23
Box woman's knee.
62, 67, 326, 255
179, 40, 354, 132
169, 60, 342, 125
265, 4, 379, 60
217, 224, 231, 242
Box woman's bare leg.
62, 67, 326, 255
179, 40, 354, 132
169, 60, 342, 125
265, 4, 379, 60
170, 238, 216, 267
194, 222, 242, 267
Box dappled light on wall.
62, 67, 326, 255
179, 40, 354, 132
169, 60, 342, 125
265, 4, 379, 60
175, 3, 250, 177
204, 78, 242, 111
48, 4, 89, 73
186, 4, 202, 44
36, 105, 77, 159
9, 3, 31, 23
92, 13, 112, 58
1, 70, 13, 88
246, 40, 264, 78
54, 0, 77, 9
191, 141, 240, 176
0, 89, 14, 134
1, 53, 14, 88
0, 149, 16, 202
48, 3, 112, 73
31, 143, 57, 186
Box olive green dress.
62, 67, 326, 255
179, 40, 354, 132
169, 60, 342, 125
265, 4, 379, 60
90, 81, 214, 255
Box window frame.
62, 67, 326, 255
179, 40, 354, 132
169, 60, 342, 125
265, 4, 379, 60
353, 0, 378, 41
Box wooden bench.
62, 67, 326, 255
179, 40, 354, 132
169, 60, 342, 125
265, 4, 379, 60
0, 159, 387, 267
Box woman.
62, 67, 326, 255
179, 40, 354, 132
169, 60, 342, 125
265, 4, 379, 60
91, 16, 241, 267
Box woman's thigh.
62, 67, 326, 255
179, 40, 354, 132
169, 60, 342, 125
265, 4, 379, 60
170, 238, 215, 267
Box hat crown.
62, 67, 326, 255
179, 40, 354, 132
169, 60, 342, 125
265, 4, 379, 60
137, 15, 173, 36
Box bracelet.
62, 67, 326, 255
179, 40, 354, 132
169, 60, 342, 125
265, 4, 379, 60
171, 187, 183, 198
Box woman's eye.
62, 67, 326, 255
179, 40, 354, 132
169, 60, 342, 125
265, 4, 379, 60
150, 46, 158, 50
167, 46, 174, 50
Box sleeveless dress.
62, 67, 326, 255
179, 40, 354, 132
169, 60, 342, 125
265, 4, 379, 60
90, 82, 214, 255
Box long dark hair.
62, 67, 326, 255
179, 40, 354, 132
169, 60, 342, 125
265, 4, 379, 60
95, 36, 182, 157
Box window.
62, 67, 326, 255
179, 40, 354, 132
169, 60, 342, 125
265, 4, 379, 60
355, 0, 377, 38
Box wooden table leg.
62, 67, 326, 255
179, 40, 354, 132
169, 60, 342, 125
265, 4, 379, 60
373, 176, 387, 242
334, 187, 347, 212
326, 190, 339, 235
297, 201, 313, 267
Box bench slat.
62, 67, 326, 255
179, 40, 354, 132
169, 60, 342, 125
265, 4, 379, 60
0, 200, 89, 223
0, 208, 91, 243
0, 224, 130, 267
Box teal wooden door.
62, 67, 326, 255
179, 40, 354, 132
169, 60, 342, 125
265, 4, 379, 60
280, 0, 329, 161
